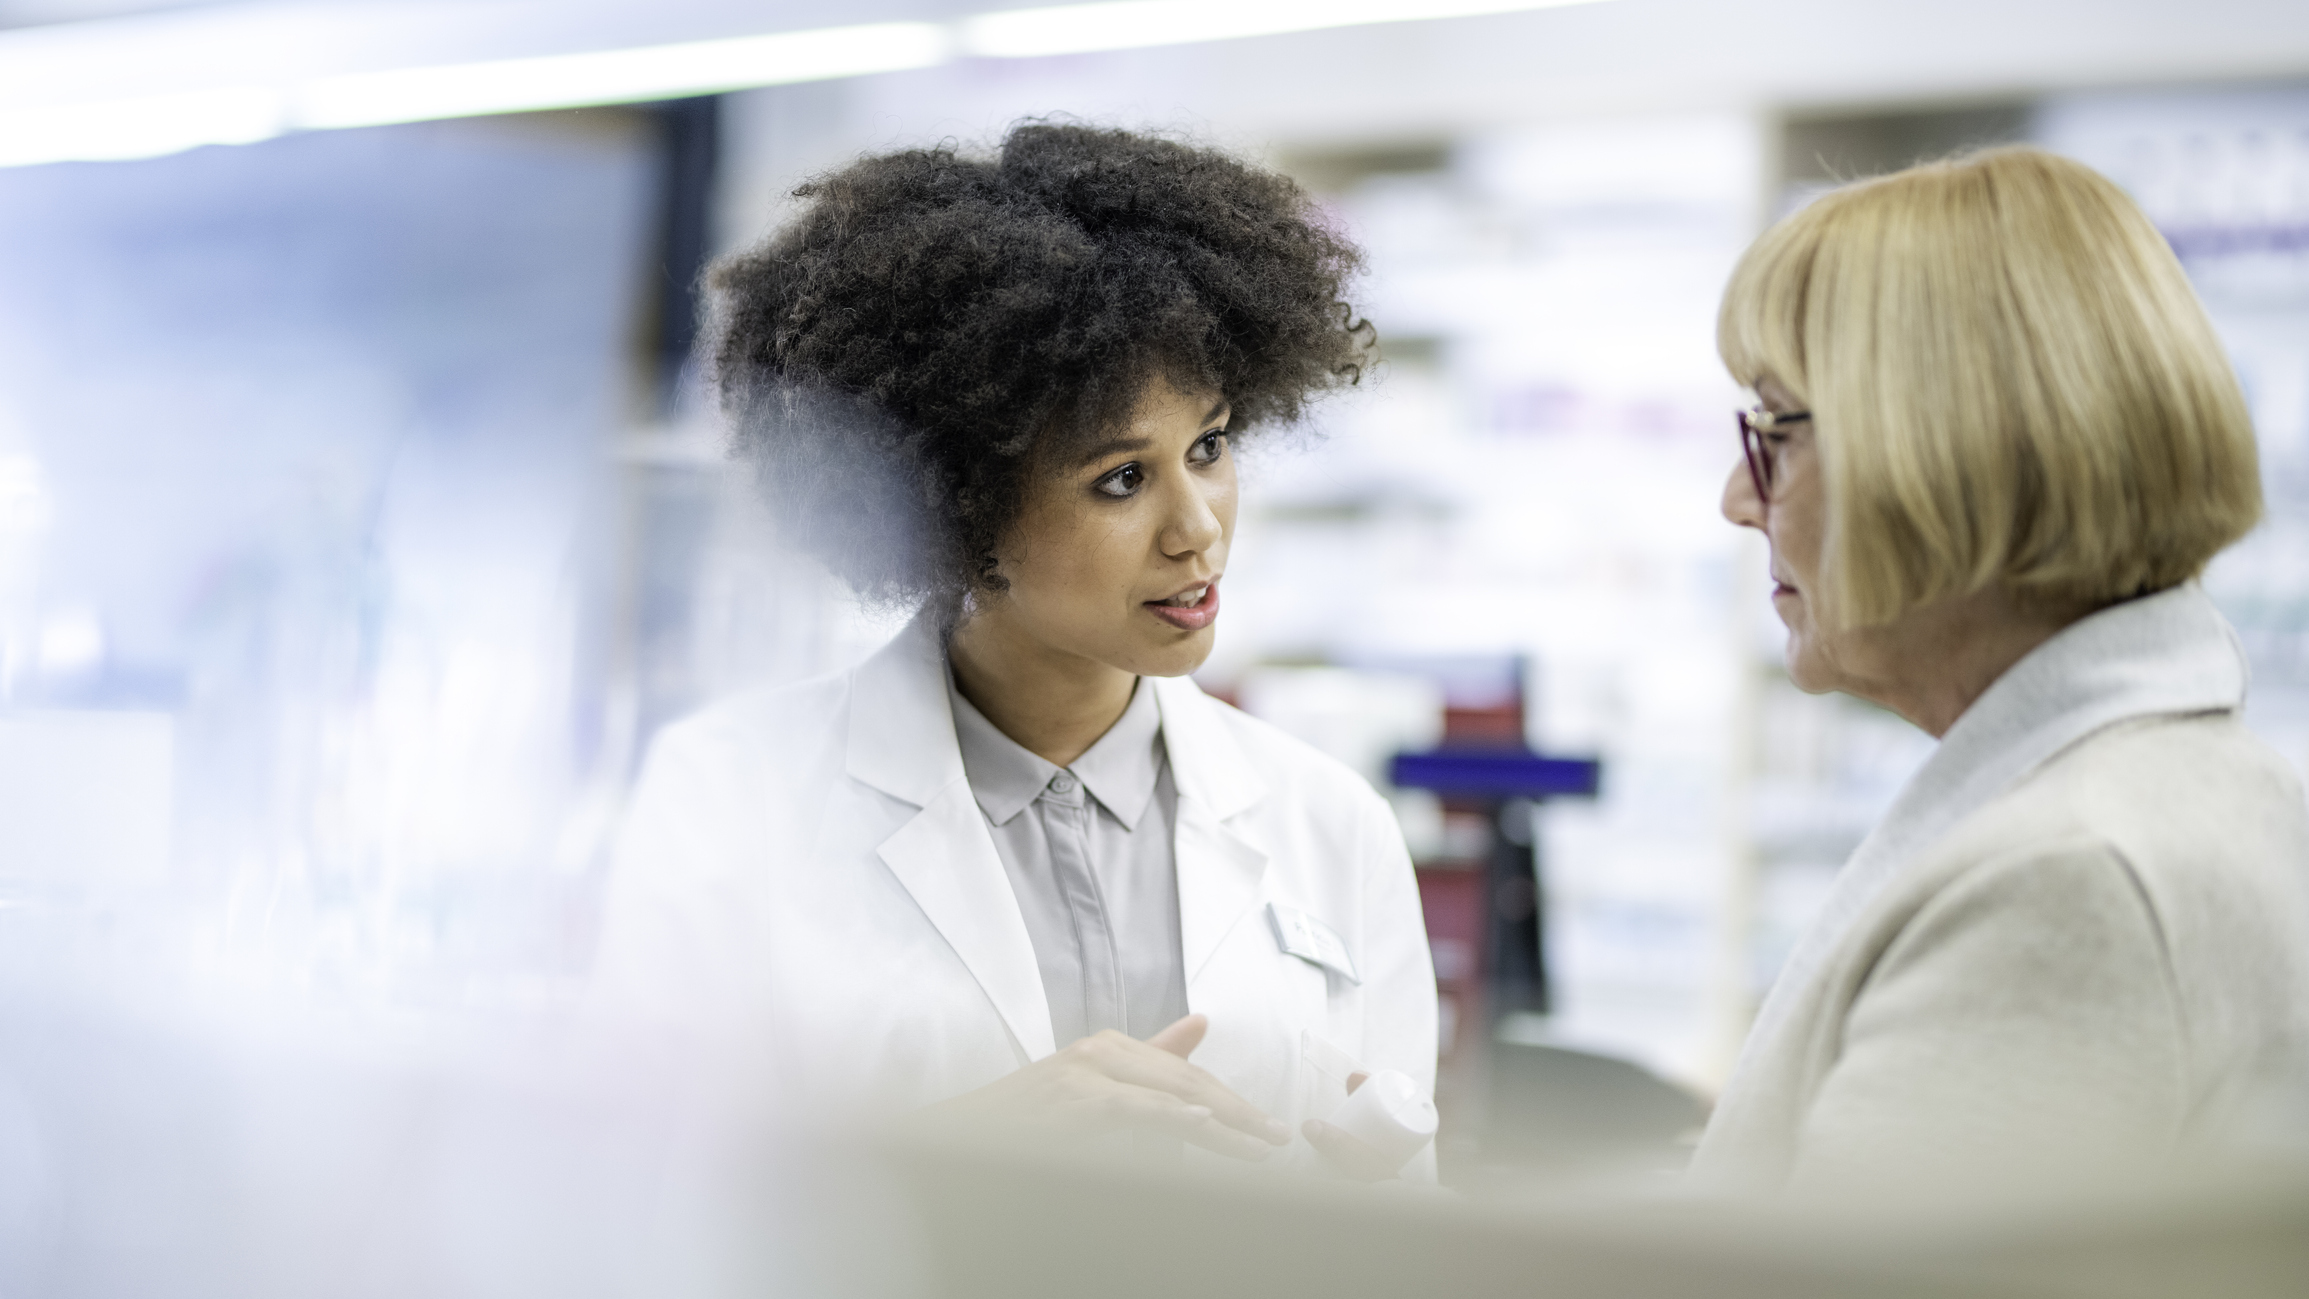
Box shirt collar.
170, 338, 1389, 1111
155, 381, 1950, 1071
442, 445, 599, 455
946, 671, 1167, 829
1069, 676, 1166, 829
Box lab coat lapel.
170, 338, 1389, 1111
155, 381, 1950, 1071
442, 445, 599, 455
850, 615, 1057, 1062
1152, 677, 1273, 984
876, 787, 1057, 1061
1173, 797, 1270, 985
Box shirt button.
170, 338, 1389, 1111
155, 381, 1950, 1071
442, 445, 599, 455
1050, 773, 1078, 795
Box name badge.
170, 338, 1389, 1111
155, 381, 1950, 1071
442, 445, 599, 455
1267, 903, 1360, 985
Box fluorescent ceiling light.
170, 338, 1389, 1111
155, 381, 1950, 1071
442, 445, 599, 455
296, 22, 950, 131
959, 0, 1613, 59
0, 86, 284, 167
0, 0, 1618, 168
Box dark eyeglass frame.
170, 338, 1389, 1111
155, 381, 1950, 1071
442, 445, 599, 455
1738, 406, 1812, 503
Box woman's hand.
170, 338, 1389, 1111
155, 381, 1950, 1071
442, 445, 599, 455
930, 1014, 1292, 1160
1301, 1072, 1404, 1182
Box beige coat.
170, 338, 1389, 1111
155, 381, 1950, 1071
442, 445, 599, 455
1694, 585, 2309, 1193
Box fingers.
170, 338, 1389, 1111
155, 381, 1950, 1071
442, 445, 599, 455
945, 1023, 1299, 1161
1064, 1080, 1277, 1161
1345, 1070, 1369, 1095
1145, 1013, 1207, 1057
1302, 1119, 1403, 1183
1077, 1032, 1286, 1146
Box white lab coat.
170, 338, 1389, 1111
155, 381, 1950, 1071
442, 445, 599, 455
596, 614, 1439, 1176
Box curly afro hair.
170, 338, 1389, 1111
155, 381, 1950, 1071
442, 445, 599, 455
708, 121, 1372, 613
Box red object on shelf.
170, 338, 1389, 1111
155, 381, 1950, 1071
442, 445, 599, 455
1417, 864, 1487, 1094
1442, 702, 1524, 747
1415, 868, 1485, 990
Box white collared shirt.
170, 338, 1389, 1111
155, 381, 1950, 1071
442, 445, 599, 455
947, 673, 1188, 1045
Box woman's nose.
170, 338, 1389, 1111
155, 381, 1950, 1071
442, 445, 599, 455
1722, 461, 1766, 530
1163, 481, 1226, 556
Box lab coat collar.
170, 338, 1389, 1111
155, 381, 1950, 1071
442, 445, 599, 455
1151, 675, 1274, 982
846, 611, 966, 808
851, 621, 1266, 820
849, 624, 1280, 1044
1149, 675, 1269, 820
850, 611, 1057, 1061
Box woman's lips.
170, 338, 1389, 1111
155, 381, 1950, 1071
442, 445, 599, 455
1146, 580, 1220, 631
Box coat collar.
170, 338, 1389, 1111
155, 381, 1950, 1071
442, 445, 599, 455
1150, 675, 1274, 982
1149, 675, 1269, 820
1840, 580, 2244, 905
1745, 581, 2248, 1052
846, 611, 966, 808
849, 618, 1273, 820
846, 616, 1282, 1032
847, 612, 1055, 1060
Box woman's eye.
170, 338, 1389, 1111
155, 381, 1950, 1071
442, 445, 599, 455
1190, 430, 1227, 465
1095, 464, 1144, 497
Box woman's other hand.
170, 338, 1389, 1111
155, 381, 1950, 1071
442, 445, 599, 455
1301, 1073, 1404, 1182
932, 1014, 1291, 1160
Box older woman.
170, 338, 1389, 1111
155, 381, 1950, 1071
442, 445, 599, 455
1703, 146, 2309, 1193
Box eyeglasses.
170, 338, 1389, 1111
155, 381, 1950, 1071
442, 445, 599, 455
1738, 406, 1811, 502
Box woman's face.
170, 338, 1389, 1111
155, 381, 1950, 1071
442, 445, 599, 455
1722, 376, 1845, 692
985, 375, 1237, 679
1722, 376, 2097, 734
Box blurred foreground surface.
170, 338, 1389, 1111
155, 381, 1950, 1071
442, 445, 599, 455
2, 970, 2305, 1299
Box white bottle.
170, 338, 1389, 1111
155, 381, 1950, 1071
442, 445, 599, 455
1327, 1069, 1438, 1173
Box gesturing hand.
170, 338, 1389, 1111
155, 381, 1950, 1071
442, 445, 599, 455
932, 1014, 1292, 1160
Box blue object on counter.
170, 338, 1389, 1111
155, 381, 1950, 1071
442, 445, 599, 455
1388, 749, 1601, 799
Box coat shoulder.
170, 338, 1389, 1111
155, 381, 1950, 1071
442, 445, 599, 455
1879, 711, 2309, 1084
1989, 712, 2309, 903
1186, 689, 1395, 817
1877, 712, 2309, 943
634, 669, 853, 797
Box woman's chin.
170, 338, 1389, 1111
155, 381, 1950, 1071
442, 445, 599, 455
1123, 626, 1217, 679
1784, 636, 1836, 695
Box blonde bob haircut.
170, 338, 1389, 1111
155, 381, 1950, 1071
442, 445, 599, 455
1719, 146, 2261, 631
